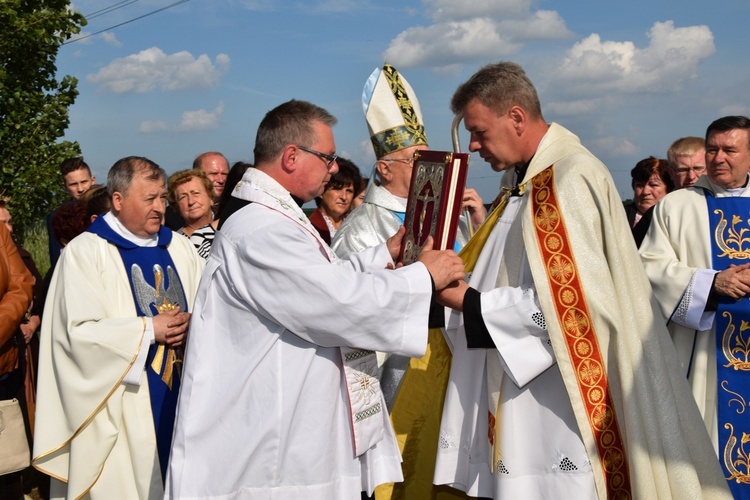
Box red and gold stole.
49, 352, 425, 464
530, 166, 632, 499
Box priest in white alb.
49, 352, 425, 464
165, 100, 465, 499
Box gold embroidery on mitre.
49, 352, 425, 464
385, 129, 409, 148
721, 312, 750, 371
369, 63, 427, 158
723, 423, 750, 484
714, 209, 750, 259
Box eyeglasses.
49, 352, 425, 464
381, 157, 415, 167
297, 145, 338, 168
673, 166, 706, 175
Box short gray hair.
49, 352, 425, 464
107, 156, 166, 197
253, 100, 337, 165
451, 62, 542, 120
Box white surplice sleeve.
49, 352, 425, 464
228, 217, 432, 357
670, 268, 717, 331
481, 284, 555, 388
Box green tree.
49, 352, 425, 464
0, 0, 86, 241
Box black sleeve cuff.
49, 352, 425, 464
706, 273, 720, 312
463, 287, 496, 348
427, 275, 444, 328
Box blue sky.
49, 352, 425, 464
59, 0, 750, 203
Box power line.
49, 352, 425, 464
63, 0, 190, 45
85, 1, 142, 21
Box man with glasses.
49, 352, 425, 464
640, 116, 750, 498
631, 136, 706, 247
165, 99, 465, 500
668, 136, 707, 189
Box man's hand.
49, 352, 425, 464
152, 307, 191, 346
386, 226, 406, 262
20, 315, 40, 344
437, 280, 468, 311
714, 263, 750, 299
463, 188, 487, 229
418, 236, 465, 290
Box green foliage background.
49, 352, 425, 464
0, 0, 86, 242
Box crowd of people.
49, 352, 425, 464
0, 59, 748, 500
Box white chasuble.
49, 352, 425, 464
32, 228, 203, 500
640, 176, 750, 453
435, 123, 730, 500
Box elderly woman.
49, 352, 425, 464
168, 170, 217, 258
626, 156, 674, 246
309, 158, 362, 245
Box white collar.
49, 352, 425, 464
103, 211, 159, 247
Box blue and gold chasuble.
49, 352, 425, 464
87, 217, 187, 482
706, 191, 750, 498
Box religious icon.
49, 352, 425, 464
399, 150, 469, 265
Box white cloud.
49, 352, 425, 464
100, 32, 122, 48
88, 47, 230, 93
178, 102, 225, 131
719, 104, 750, 116
546, 98, 607, 116
383, 0, 571, 69
557, 21, 714, 94
588, 136, 640, 158
69, 31, 94, 45
385, 18, 520, 68
425, 0, 531, 22
140, 102, 225, 133
140, 121, 168, 133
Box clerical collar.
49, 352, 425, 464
511, 162, 530, 196
103, 211, 159, 247
726, 186, 747, 197
712, 174, 750, 197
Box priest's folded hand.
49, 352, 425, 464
714, 263, 750, 299
418, 236, 465, 290
153, 307, 191, 346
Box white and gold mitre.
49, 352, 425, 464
362, 63, 428, 159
